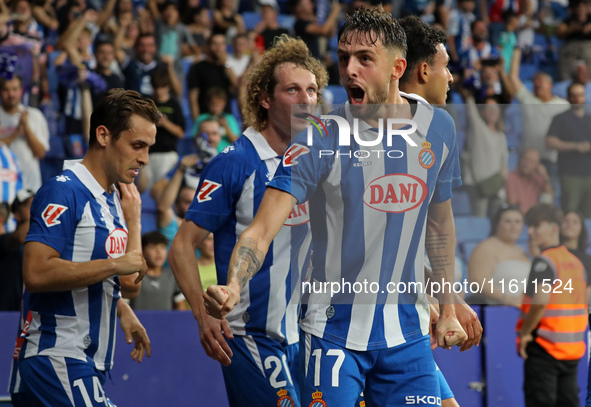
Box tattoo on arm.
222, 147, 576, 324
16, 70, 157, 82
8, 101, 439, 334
425, 233, 453, 276
234, 240, 263, 289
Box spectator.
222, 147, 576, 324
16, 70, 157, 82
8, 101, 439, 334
148, 0, 197, 82
509, 47, 570, 197
187, 6, 212, 58
461, 92, 508, 217
517, 204, 587, 407
91, 40, 125, 106
465, 19, 498, 69
112, 14, 140, 60
194, 118, 222, 162
130, 231, 186, 310
0, 188, 33, 311
0, 134, 23, 206
32, 0, 60, 33
546, 82, 591, 217
498, 10, 519, 72
187, 33, 237, 119
122, 33, 182, 97
194, 87, 240, 152
254, 4, 290, 50
226, 33, 250, 82
143, 68, 185, 190
552, 60, 591, 104
196, 233, 216, 292
557, 0, 591, 81
560, 210, 591, 273
447, 0, 476, 64
212, 0, 245, 41
151, 154, 199, 248
467, 204, 530, 305
506, 148, 554, 215
290, 0, 341, 59
0, 76, 48, 192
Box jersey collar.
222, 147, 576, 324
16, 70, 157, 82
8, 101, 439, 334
243, 127, 279, 160
66, 160, 110, 198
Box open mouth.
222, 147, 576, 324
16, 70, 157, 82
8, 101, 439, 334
348, 85, 365, 104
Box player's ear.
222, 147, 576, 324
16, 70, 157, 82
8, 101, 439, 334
95, 125, 110, 147
260, 91, 271, 110
391, 56, 406, 82
419, 62, 429, 84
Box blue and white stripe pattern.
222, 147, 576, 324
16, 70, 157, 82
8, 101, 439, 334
16, 162, 126, 371
270, 93, 462, 351
0, 142, 22, 204
186, 127, 311, 345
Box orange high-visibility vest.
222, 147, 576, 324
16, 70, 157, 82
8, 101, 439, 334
516, 246, 588, 360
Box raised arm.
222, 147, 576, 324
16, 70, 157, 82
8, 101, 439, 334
203, 187, 296, 319
426, 199, 467, 348
509, 46, 524, 93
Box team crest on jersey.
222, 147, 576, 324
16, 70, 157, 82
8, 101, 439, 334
418, 141, 435, 169
283, 144, 310, 167
326, 305, 335, 319
42, 204, 68, 227
277, 389, 294, 407
363, 174, 428, 213
309, 391, 327, 407
105, 228, 128, 258
284, 202, 310, 226
197, 180, 222, 203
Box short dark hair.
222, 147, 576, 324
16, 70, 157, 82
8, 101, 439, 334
525, 204, 563, 228
338, 6, 407, 56
567, 81, 585, 97
89, 89, 162, 147
206, 87, 227, 102
0, 75, 22, 90
399, 15, 447, 86
490, 204, 522, 236
151, 66, 171, 89
95, 39, 115, 51
134, 33, 155, 49
142, 231, 169, 248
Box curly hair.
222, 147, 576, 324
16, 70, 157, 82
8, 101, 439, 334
242, 35, 328, 131
338, 5, 407, 56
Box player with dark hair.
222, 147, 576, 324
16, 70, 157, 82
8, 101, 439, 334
205, 7, 466, 406
169, 35, 327, 406
9, 89, 160, 406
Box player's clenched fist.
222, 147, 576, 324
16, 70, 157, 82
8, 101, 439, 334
115, 250, 148, 283
204, 285, 240, 319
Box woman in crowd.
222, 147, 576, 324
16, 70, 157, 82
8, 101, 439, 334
467, 205, 531, 305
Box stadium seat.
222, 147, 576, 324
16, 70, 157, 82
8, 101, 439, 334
504, 103, 522, 150
507, 150, 519, 173
455, 216, 491, 243
277, 14, 295, 32
460, 241, 479, 263
242, 12, 261, 30
586, 218, 591, 236
451, 190, 471, 216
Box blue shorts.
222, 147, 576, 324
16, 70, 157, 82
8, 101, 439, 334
300, 332, 440, 407
222, 334, 300, 407
436, 363, 454, 400
12, 356, 116, 407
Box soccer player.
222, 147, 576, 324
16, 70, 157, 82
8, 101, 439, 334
399, 15, 483, 407
168, 35, 327, 406
205, 7, 467, 406
9, 89, 160, 406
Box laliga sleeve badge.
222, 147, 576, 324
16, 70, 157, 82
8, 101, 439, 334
309, 391, 327, 407
277, 389, 294, 407
418, 141, 435, 169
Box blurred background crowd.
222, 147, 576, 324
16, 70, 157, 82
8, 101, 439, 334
0, 0, 591, 311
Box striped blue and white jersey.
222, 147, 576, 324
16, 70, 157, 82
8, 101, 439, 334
0, 142, 22, 204
15, 162, 126, 371
270, 93, 462, 351
186, 128, 311, 344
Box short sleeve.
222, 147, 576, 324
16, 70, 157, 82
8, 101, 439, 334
431, 110, 462, 203
184, 151, 246, 233
26, 178, 78, 254
525, 257, 556, 297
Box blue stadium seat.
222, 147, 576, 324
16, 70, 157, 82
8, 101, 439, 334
325, 85, 348, 104
460, 241, 479, 263
451, 190, 471, 216
504, 103, 522, 150
507, 150, 519, 173
455, 216, 491, 243
277, 14, 295, 32
242, 12, 261, 30
517, 225, 529, 244
585, 218, 591, 236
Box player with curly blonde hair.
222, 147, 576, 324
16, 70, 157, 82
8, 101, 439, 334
169, 35, 327, 406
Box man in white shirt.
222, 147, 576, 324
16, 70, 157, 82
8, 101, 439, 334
0, 76, 49, 192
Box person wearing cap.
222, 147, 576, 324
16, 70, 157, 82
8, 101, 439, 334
0, 189, 34, 311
